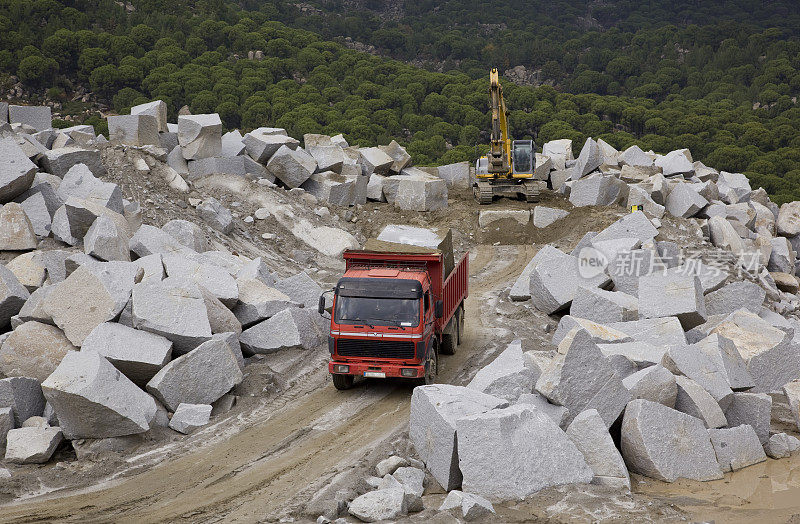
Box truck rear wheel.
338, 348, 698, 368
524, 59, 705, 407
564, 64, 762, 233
440, 333, 456, 355
332, 373, 354, 390
456, 305, 464, 345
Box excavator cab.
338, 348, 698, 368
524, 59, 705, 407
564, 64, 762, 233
511, 140, 534, 176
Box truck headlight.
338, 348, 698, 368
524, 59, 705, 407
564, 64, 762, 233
401, 368, 417, 377
334, 365, 350, 373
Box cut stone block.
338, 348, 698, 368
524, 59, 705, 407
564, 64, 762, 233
301, 171, 355, 206
478, 209, 530, 228
163, 254, 238, 307
662, 342, 734, 410
243, 132, 299, 163
620, 145, 654, 167
551, 315, 632, 347
378, 140, 411, 174
769, 236, 795, 274
533, 206, 569, 228
358, 147, 393, 176
570, 287, 638, 323
437, 161, 470, 189
51, 197, 129, 247
239, 308, 324, 353
146, 337, 243, 411
39, 147, 105, 179
627, 185, 665, 219
108, 114, 159, 146
566, 409, 630, 489
536, 328, 631, 427
569, 174, 626, 207
81, 322, 172, 386
233, 279, 296, 328
509, 245, 565, 301
674, 375, 727, 429
308, 145, 345, 173
130, 224, 192, 257
84, 215, 131, 262
131, 278, 212, 355
4, 426, 62, 464
0, 407, 11, 447
274, 271, 324, 309
592, 211, 658, 244
14, 182, 63, 237
348, 488, 406, 522
131, 100, 168, 133
711, 309, 800, 393
58, 164, 123, 214
638, 273, 706, 330
0, 376, 46, 426
723, 392, 772, 445
266, 145, 316, 188
0, 321, 76, 381
178, 114, 222, 160
0, 137, 37, 203
621, 399, 723, 482
705, 281, 765, 317
777, 201, 800, 237
168, 403, 212, 434
457, 404, 593, 499
530, 250, 611, 314
542, 139, 573, 170
43, 262, 139, 346
42, 350, 157, 438
666, 183, 707, 218
197, 197, 233, 234
655, 150, 695, 177
0, 202, 37, 250
8, 105, 51, 131
366, 173, 386, 201
162, 219, 209, 252
467, 340, 536, 401
693, 334, 754, 391
220, 129, 245, 157
783, 380, 800, 432
572, 137, 601, 180
717, 171, 752, 204
708, 425, 766, 472
409, 384, 507, 491
622, 365, 677, 408
391, 174, 448, 212
598, 341, 668, 368
515, 392, 569, 427
664, 261, 728, 295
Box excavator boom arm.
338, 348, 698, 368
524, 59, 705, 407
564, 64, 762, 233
488, 68, 510, 174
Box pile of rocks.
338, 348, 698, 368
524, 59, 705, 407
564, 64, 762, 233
108, 101, 459, 212
410, 153, 800, 499
1, 106, 329, 465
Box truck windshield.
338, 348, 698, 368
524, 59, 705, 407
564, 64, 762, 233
334, 296, 420, 327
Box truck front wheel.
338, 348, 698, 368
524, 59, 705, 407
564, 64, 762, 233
414, 348, 438, 387
332, 373, 354, 390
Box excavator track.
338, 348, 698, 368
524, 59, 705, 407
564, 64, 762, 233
524, 181, 541, 203
474, 183, 494, 205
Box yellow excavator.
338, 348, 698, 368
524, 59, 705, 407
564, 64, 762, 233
474, 68, 544, 204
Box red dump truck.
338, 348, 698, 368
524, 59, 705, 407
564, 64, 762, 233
321, 244, 469, 390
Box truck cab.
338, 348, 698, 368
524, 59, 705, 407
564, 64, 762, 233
324, 249, 468, 390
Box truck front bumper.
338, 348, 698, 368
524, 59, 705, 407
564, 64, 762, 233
328, 360, 424, 379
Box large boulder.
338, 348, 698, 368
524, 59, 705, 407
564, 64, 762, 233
348, 488, 407, 523
107, 115, 159, 147
233, 279, 297, 327
542, 139, 573, 170
704, 281, 765, 317
409, 384, 506, 491
129, 224, 192, 257
81, 322, 172, 387
39, 147, 104, 178
708, 425, 766, 472
389, 172, 448, 212
84, 215, 131, 262
4, 426, 63, 464
168, 403, 212, 434
196, 197, 233, 234
619, 145, 653, 167
130, 100, 168, 132
466, 340, 536, 401
665, 183, 707, 218
243, 131, 299, 163
572, 138, 602, 180
570, 287, 638, 323
358, 147, 393, 176
777, 201, 800, 237
723, 392, 772, 445
530, 249, 610, 314
0, 202, 37, 251
0, 376, 46, 426
163, 254, 238, 307
178, 114, 222, 160
0, 137, 37, 203
592, 211, 658, 244
622, 365, 677, 407
42, 262, 140, 346
437, 161, 470, 189
42, 350, 157, 438
638, 273, 706, 330
673, 375, 727, 429
239, 308, 324, 353
536, 328, 631, 427
146, 337, 244, 412
717, 172, 752, 204
265, 145, 316, 188
0, 321, 76, 381
566, 409, 630, 489
8, 105, 51, 131
569, 174, 626, 207
13, 181, 63, 237
655, 150, 694, 177
162, 219, 209, 253
662, 342, 734, 410
131, 277, 212, 355
456, 404, 593, 499
301, 171, 355, 206
0, 264, 29, 329
711, 309, 800, 393
621, 399, 723, 482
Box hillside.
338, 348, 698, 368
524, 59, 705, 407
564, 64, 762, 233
0, 0, 799, 201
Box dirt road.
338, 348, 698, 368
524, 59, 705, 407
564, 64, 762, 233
0, 244, 532, 523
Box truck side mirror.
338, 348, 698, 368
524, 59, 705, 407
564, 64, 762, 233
318, 294, 326, 315
434, 300, 444, 319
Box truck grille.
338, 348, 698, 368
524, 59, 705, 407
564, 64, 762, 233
336, 338, 416, 359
